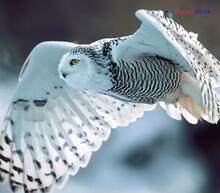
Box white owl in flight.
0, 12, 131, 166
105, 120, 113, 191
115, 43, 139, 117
0, 10, 220, 193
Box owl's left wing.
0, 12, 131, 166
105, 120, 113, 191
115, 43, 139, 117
0, 41, 155, 193
112, 9, 220, 85
111, 9, 220, 123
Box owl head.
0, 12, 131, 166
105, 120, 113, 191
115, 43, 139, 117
58, 46, 112, 92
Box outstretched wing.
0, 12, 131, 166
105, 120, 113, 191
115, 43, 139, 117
111, 9, 220, 123
112, 10, 220, 84
0, 41, 155, 193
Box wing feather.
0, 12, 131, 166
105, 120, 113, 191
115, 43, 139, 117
112, 9, 220, 123
0, 41, 154, 193
113, 10, 220, 84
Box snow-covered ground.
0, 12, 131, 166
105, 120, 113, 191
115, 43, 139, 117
0, 72, 209, 193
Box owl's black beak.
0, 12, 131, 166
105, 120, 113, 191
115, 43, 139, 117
62, 72, 67, 78
58, 70, 68, 79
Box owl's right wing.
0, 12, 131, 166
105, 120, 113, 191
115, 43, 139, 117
0, 41, 155, 193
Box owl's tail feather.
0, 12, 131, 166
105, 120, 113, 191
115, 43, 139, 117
160, 72, 220, 124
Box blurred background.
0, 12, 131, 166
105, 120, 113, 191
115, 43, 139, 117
0, 0, 220, 193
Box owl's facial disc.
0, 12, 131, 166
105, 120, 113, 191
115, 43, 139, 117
58, 52, 87, 80
58, 51, 95, 90
58, 48, 112, 92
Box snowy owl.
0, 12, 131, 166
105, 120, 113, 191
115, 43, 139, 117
0, 9, 219, 193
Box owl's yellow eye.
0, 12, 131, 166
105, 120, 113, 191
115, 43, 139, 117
70, 59, 80, 65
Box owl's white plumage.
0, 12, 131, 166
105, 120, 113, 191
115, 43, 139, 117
0, 41, 152, 193
0, 9, 220, 193
58, 51, 113, 92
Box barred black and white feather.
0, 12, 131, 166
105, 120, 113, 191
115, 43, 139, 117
107, 56, 182, 104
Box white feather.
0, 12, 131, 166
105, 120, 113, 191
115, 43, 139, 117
0, 41, 152, 193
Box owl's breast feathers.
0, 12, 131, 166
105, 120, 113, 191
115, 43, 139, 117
107, 56, 182, 104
